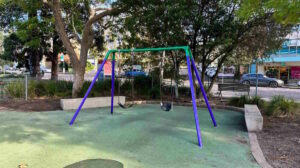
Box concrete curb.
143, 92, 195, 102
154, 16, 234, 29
248, 132, 273, 168
244, 105, 273, 168
60, 96, 125, 110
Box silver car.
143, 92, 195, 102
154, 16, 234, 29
240, 73, 284, 88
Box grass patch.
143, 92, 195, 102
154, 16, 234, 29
265, 95, 298, 118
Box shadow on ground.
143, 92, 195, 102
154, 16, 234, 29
64, 159, 123, 168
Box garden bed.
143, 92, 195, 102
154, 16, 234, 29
257, 115, 300, 168
0, 99, 61, 112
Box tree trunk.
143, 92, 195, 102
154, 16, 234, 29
50, 55, 58, 80
30, 49, 41, 78
207, 56, 227, 92
51, 32, 62, 80
72, 66, 85, 97
47, 0, 121, 97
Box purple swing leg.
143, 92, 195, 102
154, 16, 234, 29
110, 54, 115, 114
190, 58, 217, 127
186, 55, 202, 148
69, 58, 108, 125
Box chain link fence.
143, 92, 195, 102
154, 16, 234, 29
0, 73, 31, 101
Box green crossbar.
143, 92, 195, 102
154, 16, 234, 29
106, 46, 192, 60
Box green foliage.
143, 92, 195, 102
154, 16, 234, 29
0, 58, 13, 67
228, 96, 265, 108
34, 81, 47, 97
0, 31, 3, 55
1, 33, 25, 62
148, 86, 160, 99
266, 68, 279, 78
120, 79, 132, 96
266, 96, 298, 118
238, 0, 300, 24
85, 61, 95, 72
0, 0, 65, 77
4, 80, 24, 98
78, 79, 118, 98
133, 76, 152, 96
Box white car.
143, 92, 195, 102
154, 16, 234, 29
40, 66, 51, 73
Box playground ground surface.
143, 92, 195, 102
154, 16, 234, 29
0, 104, 259, 168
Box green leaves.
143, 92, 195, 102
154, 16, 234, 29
238, 0, 300, 24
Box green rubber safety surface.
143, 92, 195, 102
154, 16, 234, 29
0, 104, 259, 168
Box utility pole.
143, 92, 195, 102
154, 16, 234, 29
255, 60, 258, 97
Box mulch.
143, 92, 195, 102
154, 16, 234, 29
257, 115, 300, 168
0, 99, 61, 112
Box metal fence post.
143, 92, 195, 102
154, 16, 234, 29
25, 74, 28, 101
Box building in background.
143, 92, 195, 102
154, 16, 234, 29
249, 27, 300, 83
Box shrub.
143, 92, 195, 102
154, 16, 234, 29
28, 80, 38, 98
5, 80, 24, 98
134, 76, 152, 95
120, 80, 133, 95
228, 95, 249, 107
250, 96, 265, 109
148, 86, 160, 99
228, 95, 265, 108
178, 86, 190, 97
55, 80, 73, 94
46, 81, 57, 97
78, 79, 116, 97
266, 96, 298, 118
34, 81, 47, 97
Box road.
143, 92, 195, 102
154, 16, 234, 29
210, 84, 300, 101
181, 80, 300, 101
42, 71, 97, 81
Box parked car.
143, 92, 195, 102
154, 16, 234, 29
240, 73, 284, 88
40, 66, 51, 73
197, 66, 217, 77
124, 69, 147, 77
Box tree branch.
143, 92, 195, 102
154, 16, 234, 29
86, 7, 125, 27
94, 7, 112, 12
45, 0, 80, 67
71, 15, 82, 43
42, 0, 53, 9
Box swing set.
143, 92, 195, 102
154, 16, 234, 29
69, 46, 217, 148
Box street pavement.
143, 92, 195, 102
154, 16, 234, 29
210, 84, 300, 102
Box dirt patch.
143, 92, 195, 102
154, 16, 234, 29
0, 99, 61, 112
257, 115, 300, 168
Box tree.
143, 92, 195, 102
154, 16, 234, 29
2, 33, 26, 63
42, 0, 126, 97
238, 0, 300, 25
0, 1, 65, 79
0, 31, 4, 55
115, 0, 190, 98
119, 0, 295, 94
